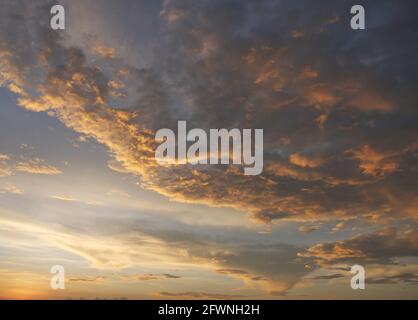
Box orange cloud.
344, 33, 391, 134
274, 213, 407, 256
299, 228, 418, 266
349, 145, 399, 177
298, 66, 318, 80
49, 195, 77, 201
91, 45, 116, 59
163, 9, 186, 23
0, 183, 23, 194
289, 153, 322, 168
291, 30, 305, 39
0, 1, 416, 228
307, 84, 338, 107
0, 154, 12, 177
15, 158, 62, 175
347, 91, 393, 112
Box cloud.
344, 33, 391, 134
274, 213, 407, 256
368, 273, 418, 285
91, 45, 116, 59
49, 195, 77, 201
158, 291, 244, 299
331, 221, 346, 234
0, 206, 310, 296
1, 0, 417, 300
0, 214, 187, 271
0, 152, 62, 176
348, 145, 399, 177
216, 268, 250, 276
0, 0, 417, 229
0, 184, 24, 195
0, 154, 12, 177
299, 227, 418, 266
69, 276, 105, 282
216, 268, 268, 282
310, 273, 345, 280
137, 273, 181, 281
15, 158, 62, 175
106, 189, 131, 198
194, 244, 309, 295
298, 225, 321, 234
161, 8, 186, 24
107, 159, 133, 174
289, 153, 322, 168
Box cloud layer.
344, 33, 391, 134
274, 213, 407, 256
0, 0, 418, 298
1, 0, 417, 226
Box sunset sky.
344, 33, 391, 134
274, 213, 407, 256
0, 0, 417, 299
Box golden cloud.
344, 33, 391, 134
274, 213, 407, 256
348, 145, 399, 177
0, 183, 24, 195
0, 0, 417, 228
289, 153, 322, 168
0, 154, 12, 177
91, 45, 116, 59
299, 228, 418, 266
15, 158, 62, 175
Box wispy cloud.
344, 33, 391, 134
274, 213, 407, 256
136, 273, 181, 281
158, 291, 244, 300
49, 195, 77, 201
0, 154, 12, 177
15, 158, 62, 175
0, 183, 24, 195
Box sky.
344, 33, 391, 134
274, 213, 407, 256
0, 0, 417, 299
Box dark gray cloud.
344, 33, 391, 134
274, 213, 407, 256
368, 273, 418, 285
0, 1, 417, 297
1, 0, 417, 226
151, 0, 418, 223
136, 273, 181, 281
310, 273, 345, 280
300, 227, 418, 265
69, 276, 105, 282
